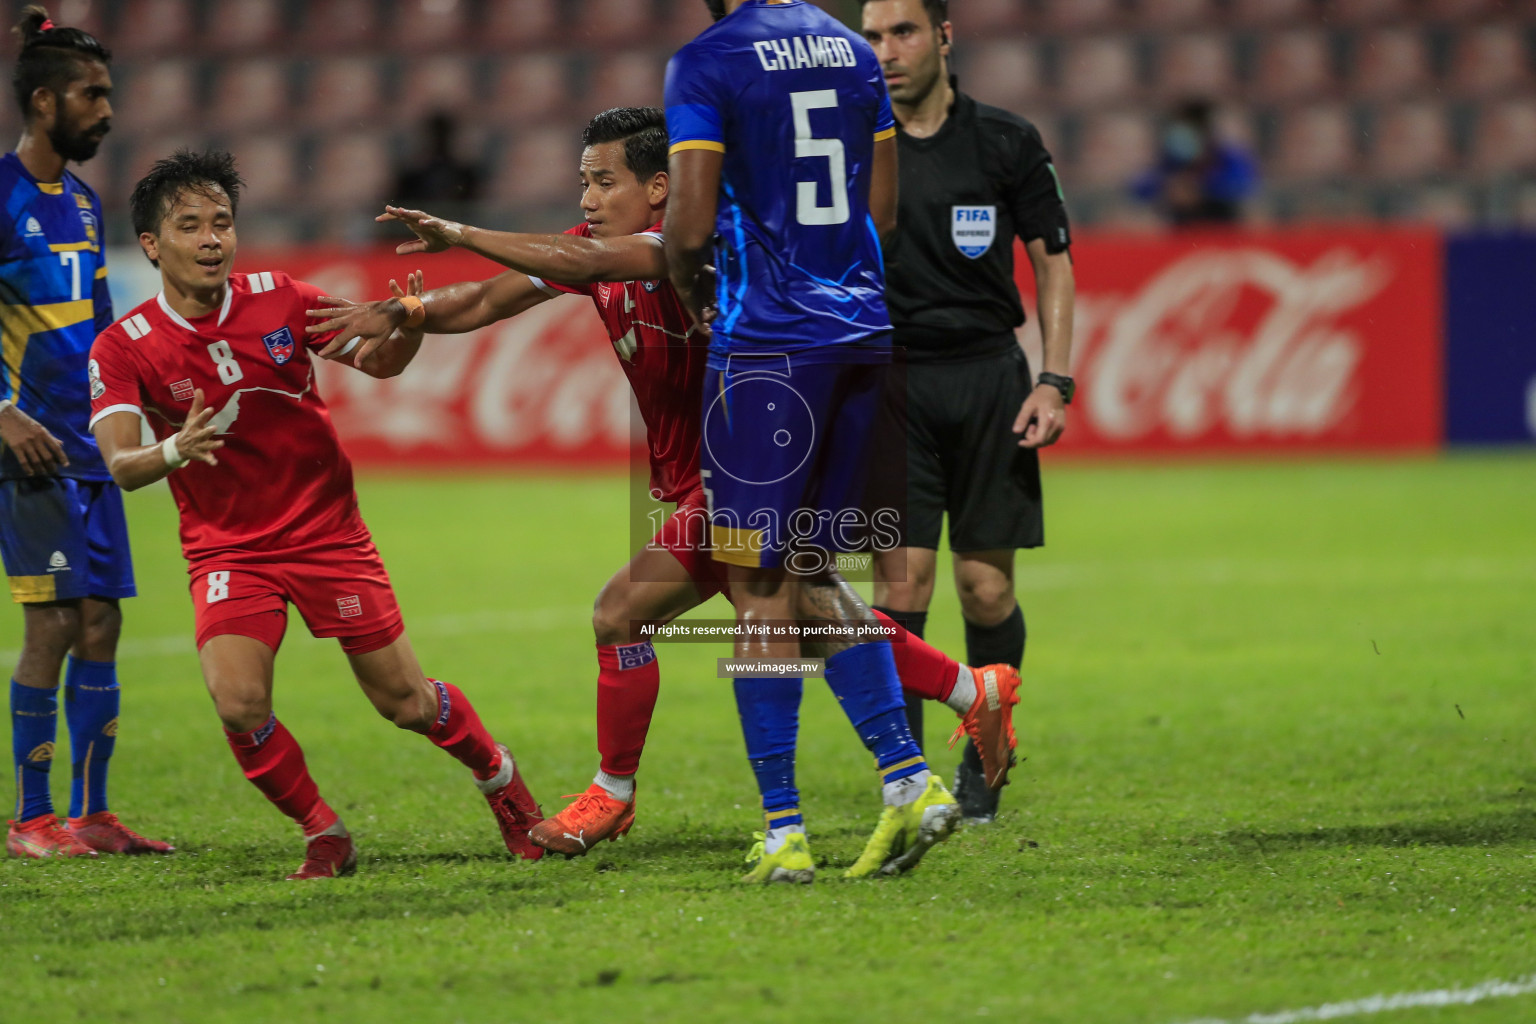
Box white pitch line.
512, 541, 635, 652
0, 604, 593, 667
1178, 973, 1536, 1024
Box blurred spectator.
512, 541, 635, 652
390, 112, 482, 207
1132, 99, 1259, 227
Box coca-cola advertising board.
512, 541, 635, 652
168, 229, 1441, 469
1019, 228, 1443, 455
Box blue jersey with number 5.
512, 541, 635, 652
665, 0, 895, 363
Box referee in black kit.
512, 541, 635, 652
861, 0, 1077, 822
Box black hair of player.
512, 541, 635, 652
703, 0, 727, 21
860, 0, 950, 39
582, 107, 668, 182
10, 5, 111, 120
130, 148, 244, 264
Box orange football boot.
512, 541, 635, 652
7, 813, 98, 859
529, 783, 636, 859
479, 745, 545, 860
286, 830, 356, 880
68, 811, 175, 855
948, 664, 1022, 789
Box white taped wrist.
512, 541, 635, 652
161, 434, 188, 469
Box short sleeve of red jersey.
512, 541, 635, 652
283, 275, 344, 353
526, 224, 596, 298
86, 327, 142, 430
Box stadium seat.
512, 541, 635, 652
1154, 33, 1237, 101
1422, 0, 1506, 19
210, 60, 291, 134
309, 132, 393, 211
1447, 25, 1534, 99
1468, 97, 1536, 175
114, 60, 197, 136
1249, 29, 1336, 104
52, 0, 107, 39
1041, 0, 1125, 34
586, 51, 667, 113
1269, 104, 1357, 180
960, 40, 1042, 110
298, 0, 379, 51
954, 0, 1030, 33
492, 126, 581, 206
1396, 183, 1477, 227
303, 58, 387, 130
1135, 0, 1217, 31
1365, 101, 1455, 180
484, 0, 561, 48
397, 57, 480, 122
572, 0, 651, 48
227, 133, 297, 210
1058, 37, 1140, 110
1228, 0, 1311, 28
110, 0, 193, 56
663, 0, 716, 46
1319, 0, 1411, 25
485, 55, 572, 127
1072, 111, 1157, 188
391, 0, 469, 52
1347, 28, 1433, 102
204, 0, 282, 52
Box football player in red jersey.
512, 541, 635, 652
86, 149, 544, 880
306, 109, 1019, 878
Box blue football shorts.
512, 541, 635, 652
0, 476, 136, 603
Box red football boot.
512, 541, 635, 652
948, 664, 1022, 790
286, 830, 356, 880
478, 744, 544, 860
530, 783, 636, 859
68, 811, 175, 855
7, 813, 98, 859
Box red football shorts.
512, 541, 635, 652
189, 539, 404, 654
654, 488, 729, 601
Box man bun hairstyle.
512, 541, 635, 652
582, 106, 668, 182
11, 5, 111, 120
130, 148, 244, 261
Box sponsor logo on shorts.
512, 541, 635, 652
47, 550, 69, 573
262, 326, 296, 365
337, 595, 362, 618
88, 359, 104, 400
616, 641, 657, 670
171, 379, 195, 402
26, 741, 54, 763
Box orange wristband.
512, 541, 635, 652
397, 294, 426, 327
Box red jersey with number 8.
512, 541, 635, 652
88, 271, 366, 568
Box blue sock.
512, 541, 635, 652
11, 680, 58, 821
64, 657, 119, 818
733, 676, 803, 828
824, 642, 927, 784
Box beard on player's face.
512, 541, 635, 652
48, 106, 110, 163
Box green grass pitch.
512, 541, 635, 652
3, 454, 1534, 1023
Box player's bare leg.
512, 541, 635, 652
8, 602, 95, 859
346, 632, 543, 860
201, 633, 352, 879
532, 544, 704, 858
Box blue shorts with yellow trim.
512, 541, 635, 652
700, 347, 889, 571
0, 476, 136, 603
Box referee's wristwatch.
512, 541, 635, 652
1036, 371, 1076, 405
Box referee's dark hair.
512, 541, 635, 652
10, 4, 111, 120
582, 107, 669, 183
861, 0, 950, 33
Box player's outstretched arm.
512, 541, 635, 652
94, 389, 223, 491
380, 205, 668, 285
308, 270, 554, 364
663, 148, 723, 327
1013, 237, 1076, 449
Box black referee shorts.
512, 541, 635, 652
866, 344, 1044, 553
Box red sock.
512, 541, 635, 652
596, 641, 660, 776
426, 680, 502, 780
225, 715, 337, 837
874, 610, 961, 702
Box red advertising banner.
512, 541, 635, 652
246, 227, 1443, 468
1024, 228, 1444, 455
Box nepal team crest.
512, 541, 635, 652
952, 205, 996, 259
263, 326, 296, 364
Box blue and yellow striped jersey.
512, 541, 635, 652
0, 151, 113, 480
